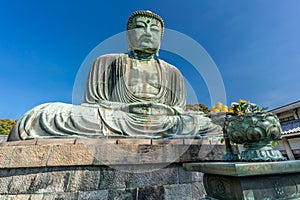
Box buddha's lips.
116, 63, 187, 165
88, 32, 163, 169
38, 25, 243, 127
142, 38, 152, 42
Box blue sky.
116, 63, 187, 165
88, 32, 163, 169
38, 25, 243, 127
1, 0, 300, 119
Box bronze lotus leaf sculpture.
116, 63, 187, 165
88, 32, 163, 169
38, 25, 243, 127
224, 100, 285, 161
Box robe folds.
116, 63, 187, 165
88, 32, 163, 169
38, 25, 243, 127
8, 54, 217, 141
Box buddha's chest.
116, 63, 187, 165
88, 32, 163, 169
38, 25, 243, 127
123, 60, 161, 98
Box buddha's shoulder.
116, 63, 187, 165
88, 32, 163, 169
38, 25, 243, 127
95, 53, 126, 61
158, 59, 182, 74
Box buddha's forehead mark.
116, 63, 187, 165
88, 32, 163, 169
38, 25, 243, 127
134, 16, 161, 29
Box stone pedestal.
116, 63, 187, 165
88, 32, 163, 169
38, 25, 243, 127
184, 161, 300, 199
0, 138, 224, 199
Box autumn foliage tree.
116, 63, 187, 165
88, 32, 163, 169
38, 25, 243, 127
0, 119, 16, 135
186, 104, 209, 114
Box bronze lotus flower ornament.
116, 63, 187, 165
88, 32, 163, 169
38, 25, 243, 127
225, 100, 285, 161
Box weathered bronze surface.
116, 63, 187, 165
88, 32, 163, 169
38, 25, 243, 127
225, 112, 285, 161
184, 161, 300, 199
184, 160, 300, 176
8, 11, 219, 141
203, 173, 300, 200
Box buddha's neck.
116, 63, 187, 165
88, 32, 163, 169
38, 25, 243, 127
130, 50, 155, 61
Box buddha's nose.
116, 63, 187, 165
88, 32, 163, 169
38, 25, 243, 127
145, 26, 152, 36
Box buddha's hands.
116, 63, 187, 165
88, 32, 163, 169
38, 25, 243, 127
120, 102, 175, 116
172, 106, 185, 115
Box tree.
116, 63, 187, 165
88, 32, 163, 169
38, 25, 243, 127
186, 104, 209, 114
0, 119, 16, 135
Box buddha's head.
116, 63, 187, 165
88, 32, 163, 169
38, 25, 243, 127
126, 10, 164, 56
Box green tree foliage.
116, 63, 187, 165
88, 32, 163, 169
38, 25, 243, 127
186, 104, 209, 114
0, 119, 16, 135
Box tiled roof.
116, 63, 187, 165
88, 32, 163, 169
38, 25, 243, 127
280, 119, 300, 137
282, 126, 300, 136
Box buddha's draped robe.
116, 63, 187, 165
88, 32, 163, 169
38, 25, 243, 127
8, 54, 216, 141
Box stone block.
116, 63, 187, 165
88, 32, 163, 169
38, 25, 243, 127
153, 166, 179, 185
28, 194, 44, 200
174, 145, 197, 162
36, 138, 76, 145
125, 165, 179, 188
183, 145, 204, 161
163, 183, 193, 200
69, 168, 101, 192
47, 144, 94, 166
0, 195, 7, 200
5, 139, 37, 146
42, 169, 73, 193
117, 138, 151, 145
9, 170, 46, 194
178, 167, 203, 183
183, 138, 204, 145
42, 192, 79, 200
136, 186, 164, 200
115, 144, 141, 164
112, 163, 169, 173
76, 138, 117, 145
92, 144, 170, 165
130, 144, 181, 164
191, 182, 206, 199
0, 170, 13, 194
151, 138, 184, 145
9, 145, 50, 168
92, 144, 139, 165
5, 194, 31, 200
78, 190, 108, 200
0, 146, 15, 168
150, 144, 179, 163
0, 139, 212, 199
179, 144, 224, 162
0, 135, 8, 143
98, 168, 127, 190
8, 168, 73, 194
107, 188, 137, 200
137, 144, 163, 164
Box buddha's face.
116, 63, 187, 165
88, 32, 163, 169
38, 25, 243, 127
127, 16, 162, 53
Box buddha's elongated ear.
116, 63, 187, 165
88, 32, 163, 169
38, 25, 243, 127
126, 30, 132, 52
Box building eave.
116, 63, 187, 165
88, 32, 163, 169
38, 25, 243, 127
269, 100, 300, 114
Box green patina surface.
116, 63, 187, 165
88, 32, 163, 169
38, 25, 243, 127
184, 160, 300, 177
8, 10, 218, 141
224, 112, 285, 161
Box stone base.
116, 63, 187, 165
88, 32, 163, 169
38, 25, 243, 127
0, 138, 225, 199
202, 172, 300, 200
184, 161, 300, 200
0, 164, 205, 200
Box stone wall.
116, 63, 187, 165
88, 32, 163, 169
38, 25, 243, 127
0, 138, 225, 199
0, 135, 7, 143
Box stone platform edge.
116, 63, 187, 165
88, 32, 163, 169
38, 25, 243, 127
0, 138, 225, 169
183, 160, 300, 177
